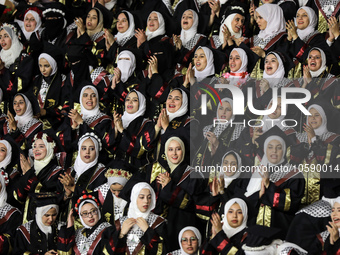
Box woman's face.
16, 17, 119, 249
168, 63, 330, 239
229, 50, 242, 72
0, 143, 7, 163
194, 48, 207, 72
167, 140, 183, 165
166, 90, 183, 113
265, 54, 279, 75
222, 154, 238, 177
266, 139, 284, 164
331, 202, 340, 228
117, 13, 129, 33
82, 88, 97, 111
0, 29, 12, 50
80, 203, 99, 227
268, 97, 282, 119
39, 58, 53, 77
110, 183, 124, 197
226, 203, 244, 228
137, 188, 151, 213
296, 9, 310, 30
231, 14, 245, 34
80, 138, 96, 163
308, 108, 323, 130
125, 91, 139, 114
33, 139, 47, 160
308, 50, 322, 71
181, 10, 194, 30
181, 230, 199, 254
24, 13, 37, 32
147, 12, 159, 32
86, 9, 99, 30
13, 95, 27, 116
217, 101, 233, 121
255, 12, 267, 30
42, 207, 58, 226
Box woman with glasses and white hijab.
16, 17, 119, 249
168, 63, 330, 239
0, 171, 21, 255
167, 226, 202, 255
115, 182, 167, 254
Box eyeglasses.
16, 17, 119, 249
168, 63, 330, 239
181, 237, 198, 244
80, 208, 98, 218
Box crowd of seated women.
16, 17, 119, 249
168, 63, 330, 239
2, 0, 340, 254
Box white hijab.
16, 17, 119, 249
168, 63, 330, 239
33, 135, 56, 176
14, 94, 34, 129
263, 52, 285, 87
105, 0, 117, 10
78, 199, 101, 229
222, 198, 248, 238
0, 172, 8, 207
165, 137, 185, 172
0, 26, 23, 68
219, 14, 242, 42
180, 10, 199, 46
20, 10, 42, 41
230, 48, 248, 73
262, 97, 286, 133
308, 47, 327, 77
178, 226, 202, 255
256, 4, 286, 40
73, 135, 99, 178
226, 48, 249, 87
36, 204, 59, 236
128, 182, 156, 219
80, 85, 101, 120
115, 11, 135, 46
307, 104, 328, 136
38, 53, 57, 76
121, 90, 146, 129
245, 135, 286, 197
194, 46, 215, 82
166, 89, 188, 122
145, 11, 166, 41
215, 97, 235, 128
0, 140, 12, 170
296, 7, 317, 41
219, 151, 242, 188
117, 50, 136, 83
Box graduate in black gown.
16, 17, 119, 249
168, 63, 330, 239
167, 226, 202, 255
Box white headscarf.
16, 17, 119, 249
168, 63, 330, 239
225, 48, 249, 87
178, 226, 202, 255
222, 198, 248, 238
127, 182, 156, 231
78, 199, 101, 229
36, 204, 59, 236
219, 150, 242, 188
180, 10, 199, 46
215, 97, 235, 128
20, 10, 42, 40
219, 14, 242, 42
166, 89, 188, 122
115, 11, 135, 46
194, 46, 215, 82
73, 135, 100, 178
263, 52, 285, 87
256, 4, 286, 40
14, 94, 34, 129
165, 137, 185, 172
0, 140, 12, 170
261, 135, 286, 167
80, 85, 101, 120
308, 47, 327, 77
117, 50, 136, 83
145, 11, 166, 41
230, 48, 248, 73
0, 172, 8, 207
105, 0, 116, 10
296, 7, 317, 41
121, 90, 146, 129
262, 97, 286, 133
307, 104, 328, 136
38, 53, 57, 76
33, 134, 56, 176
0, 26, 24, 68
